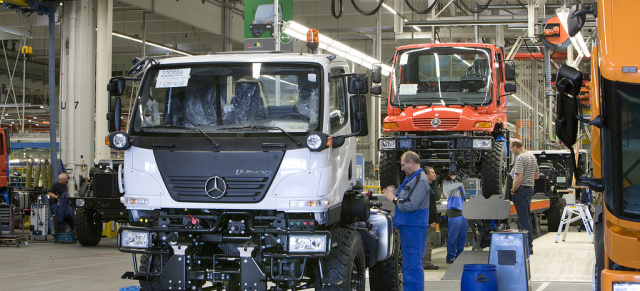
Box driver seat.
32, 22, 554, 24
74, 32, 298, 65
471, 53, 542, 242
461, 58, 490, 92
294, 82, 319, 119
227, 80, 268, 124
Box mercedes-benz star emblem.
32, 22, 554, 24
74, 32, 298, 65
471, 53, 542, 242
431, 118, 441, 127
204, 176, 227, 199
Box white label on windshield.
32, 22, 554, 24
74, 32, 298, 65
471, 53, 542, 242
307, 73, 317, 82
399, 53, 409, 65
156, 68, 191, 88
399, 84, 417, 95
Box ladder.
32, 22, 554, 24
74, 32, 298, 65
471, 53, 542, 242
555, 204, 594, 243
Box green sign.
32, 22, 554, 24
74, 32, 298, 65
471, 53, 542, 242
244, 0, 293, 39
280, 33, 292, 44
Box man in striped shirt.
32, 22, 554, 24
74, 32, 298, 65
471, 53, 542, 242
510, 139, 540, 255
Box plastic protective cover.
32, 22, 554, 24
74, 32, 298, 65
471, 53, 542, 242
225, 81, 268, 124
293, 82, 319, 122
182, 85, 219, 127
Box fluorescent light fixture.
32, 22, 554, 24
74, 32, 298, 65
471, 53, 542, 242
382, 3, 398, 15
511, 94, 541, 116
282, 21, 392, 76
413, 26, 422, 32
112, 32, 193, 56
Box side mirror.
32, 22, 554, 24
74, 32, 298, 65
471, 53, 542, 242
504, 61, 516, 81
107, 97, 122, 133
568, 3, 596, 37
348, 74, 368, 95
107, 78, 126, 96
371, 64, 382, 84
504, 82, 517, 94
349, 94, 368, 137
370, 84, 382, 96
554, 65, 583, 147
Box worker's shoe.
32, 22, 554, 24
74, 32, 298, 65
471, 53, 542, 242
446, 259, 455, 264
423, 264, 440, 270
529, 249, 534, 255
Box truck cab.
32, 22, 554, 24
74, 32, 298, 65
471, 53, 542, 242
379, 43, 516, 197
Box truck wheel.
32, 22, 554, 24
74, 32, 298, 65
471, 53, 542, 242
139, 254, 166, 291
481, 141, 507, 198
251, 29, 263, 38
380, 151, 402, 189
368, 228, 402, 291
317, 229, 366, 291
546, 197, 566, 232
75, 208, 102, 246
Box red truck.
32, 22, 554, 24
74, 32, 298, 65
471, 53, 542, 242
378, 43, 516, 198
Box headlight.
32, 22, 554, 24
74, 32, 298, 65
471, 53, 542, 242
289, 234, 327, 253
613, 282, 640, 291
290, 199, 330, 208
379, 139, 396, 150
556, 177, 566, 183
121, 230, 151, 249
306, 132, 329, 152
109, 131, 131, 150
75, 199, 85, 207
120, 196, 149, 205
472, 139, 492, 149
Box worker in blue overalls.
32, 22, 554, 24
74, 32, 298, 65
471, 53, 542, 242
444, 173, 468, 264
382, 151, 430, 291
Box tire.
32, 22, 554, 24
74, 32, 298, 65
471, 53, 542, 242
380, 151, 403, 189
546, 197, 566, 232
369, 228, 402, 291
481, 141, 507, 198
75, 208, 103, 246
251, 29, 263, 38
139, 254, 166, 291
505, 175, 514, 201
317, 229, 366, 291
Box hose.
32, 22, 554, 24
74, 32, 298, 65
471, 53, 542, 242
405, 0, 439, 14
331, 0, 343, 19
350, 0, 385, 16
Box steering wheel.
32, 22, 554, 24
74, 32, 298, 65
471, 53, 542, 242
280, 112, 310, 121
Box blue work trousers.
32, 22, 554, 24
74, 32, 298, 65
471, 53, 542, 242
446, 215, 468, 261
398, 225, 428, 291
513, 185, 534, 249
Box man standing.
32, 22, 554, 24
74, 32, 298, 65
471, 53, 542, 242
47, 173, 69, 236
423, 166, 440, 270
443, 173, 467, 263
510, 139, 540, 255
382, 151, 430, 291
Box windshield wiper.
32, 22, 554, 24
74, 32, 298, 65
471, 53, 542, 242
442, 96, 478, 109
144, 124, 220, 148
219, 125, 303, 147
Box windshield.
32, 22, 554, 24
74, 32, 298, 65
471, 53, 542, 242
602, 80, 640, 219
255, 4, 281, 19
132, 63, 321, 134
534, 153, 572, 184
391, 47, 492, 107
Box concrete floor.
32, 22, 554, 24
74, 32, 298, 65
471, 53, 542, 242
0, 227, 594, 291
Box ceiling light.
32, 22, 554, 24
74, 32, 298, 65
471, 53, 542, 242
112, 32, 193, 56
282, 21, 392, 76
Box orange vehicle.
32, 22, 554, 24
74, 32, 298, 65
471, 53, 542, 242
555, 1, 640, 290
378, 43, 516, 197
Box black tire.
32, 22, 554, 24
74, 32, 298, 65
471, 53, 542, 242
547, 197, 566, 232
139, 254, 166, 291
317, 229, 366, 291
75, 208, 103, 246
481, 141, 507, 198
505, 175, 514, 200
369, 228, 402, 291
251, 29, 263, 38
380, 151, 403, 189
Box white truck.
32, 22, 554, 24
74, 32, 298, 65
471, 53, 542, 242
107, 50, 401, 290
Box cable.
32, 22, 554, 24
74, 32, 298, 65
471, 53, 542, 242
523, 39, 544, 63
515, 0, 528, 10
404, 0, 439, 14
350, 0, 385, 16
458, 0, 492, 14
331, 0, 343, 19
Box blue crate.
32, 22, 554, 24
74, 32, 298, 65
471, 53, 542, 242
119, 286, 140, 291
